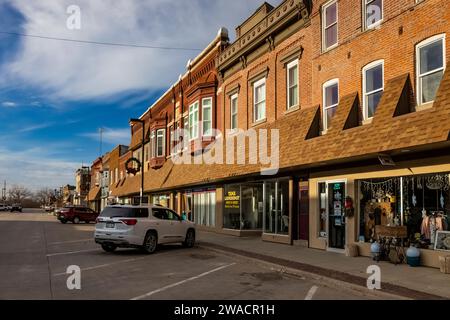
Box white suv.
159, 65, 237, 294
94, 204, 196, 253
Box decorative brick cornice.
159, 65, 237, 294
218, 0, 309, 72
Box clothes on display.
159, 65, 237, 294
420, 212, 448, 242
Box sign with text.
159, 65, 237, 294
224, 191, 240, 209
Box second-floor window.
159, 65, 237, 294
115, 168, 118, 184
363, 60, 384, 119
151, 130, 156, 158
322, 0, 338, 51
364, 0, 383, 29
253, 78, 266, 122
323, 79, 339, 131
416, 34, 446, 105
230, 93, 238, 131
156, 129, 165, 157
202, 98, 212, 136
189, 101, 199, 140
287, 59, 299, 109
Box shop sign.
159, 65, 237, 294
224, 191, 240, 209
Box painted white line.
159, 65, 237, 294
53, 257, 147, 276
305, 285, 319, 300
46, 249, 99, 257
49, 239, 93, 245
131, 263, 236, 300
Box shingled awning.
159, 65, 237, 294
87, 186, 101, 201
114, 67, 450, 197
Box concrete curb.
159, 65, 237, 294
198, 241, 447, 300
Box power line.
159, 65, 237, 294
0, 31, 202, 51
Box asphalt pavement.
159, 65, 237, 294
0, 209, 386, 300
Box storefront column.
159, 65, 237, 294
288, 179, 294, 244
176, 192, 182, 215
216, 187, 224, 231
346, 179, 357, 247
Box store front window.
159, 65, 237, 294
358, 172, 450, 250
264, 179, 289, 235
183, 189, 216, 227
151, 194, 170, 208
224, 178, 289, 234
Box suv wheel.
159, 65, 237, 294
183, 229, 195, 248
101, 244, 117, 252
73, 216, 80, 224
142, 231, 158, 254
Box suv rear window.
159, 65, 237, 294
100, 207, 149, 218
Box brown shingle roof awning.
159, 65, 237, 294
88, 187, 101, 201
115, 68, 450, 197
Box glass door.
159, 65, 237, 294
327, 181, 346, 249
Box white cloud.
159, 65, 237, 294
0, 146, 80, 191
81, 127, 130, 145
2, 0, 274, 101
2, 101, 17, 107
18, 123, 53, 133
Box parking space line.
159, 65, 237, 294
131, 263, 236, 300
48, 239, 94, 245
305, 285, 319, 300
46, 249, 99, 257
52, 257, 147, 276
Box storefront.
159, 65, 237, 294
151, 193, 170, 208
181, 188, 217, 228
222, 178, 291, 243
309, 160, 450, 268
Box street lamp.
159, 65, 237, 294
130, 118, 145, 206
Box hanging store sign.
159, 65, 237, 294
224, 191, 240, 209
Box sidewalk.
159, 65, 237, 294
197, 231, 450, 300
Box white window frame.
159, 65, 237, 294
150, 130, 156, 158
189, 101, 199, 140
156, 129, 165, 157
287, 59, 299, 109
230, 93, 238, 131
253, 78, 266, 122
362, 60, 384, 120
202, 97, 213, 137
322, 0, 338, 51
364, 0, 383, 30
416, 34, 446, 106
115, 168, 118, 184
322, 79, 339, 131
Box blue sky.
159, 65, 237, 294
0, 0, 273, 190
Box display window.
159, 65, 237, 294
182, 190, 216, 227
358, 172, 450, 250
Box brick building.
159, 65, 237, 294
98, 0, 450, 268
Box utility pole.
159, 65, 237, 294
99, 127, 104, 157
1, 181, 6, 203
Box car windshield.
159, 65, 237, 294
100, 207, 148, 218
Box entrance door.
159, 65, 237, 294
327, 181, 346, 250
298, 181, 309, 241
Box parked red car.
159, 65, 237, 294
57, 206, 99, 224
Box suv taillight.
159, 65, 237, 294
119, 219, 138, 226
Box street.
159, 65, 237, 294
0, 209, 383, 300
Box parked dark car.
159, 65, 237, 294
10, 204, 22, 212
57, 206, 99, 224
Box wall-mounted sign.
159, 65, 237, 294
224, 191, 240, 209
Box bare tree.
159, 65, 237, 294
8, 185, 32, 205
34, 188, 54, 206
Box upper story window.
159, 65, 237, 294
253, 78, 266, 122
322, 0, 338, 51
189, 101, 199, 140
322, 79, 339, 131
110, 171, 113, 185
115, 168, 118, 184
287, 59, 299, 109
230, 93, 238, 131
150, 130, 156, 158
363, 60, 384, 119
120, 171, 123, 180
364, 0, 383, 29
416, 34, 446, 105
156, 129, 165, 157
202, 98, 213, 136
